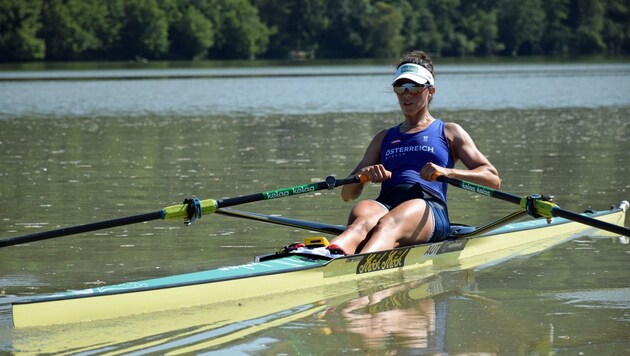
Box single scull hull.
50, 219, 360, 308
9, 202, 628, 328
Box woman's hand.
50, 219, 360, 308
419, 162, 448, 181
358, 164, 392, 183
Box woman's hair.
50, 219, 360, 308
397, 50, 435, 79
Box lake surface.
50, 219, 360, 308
0, 61, 629, 354
2, 63, 630, 117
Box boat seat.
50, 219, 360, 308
447, 224, 477, 238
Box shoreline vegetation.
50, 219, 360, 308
1, 0, 628, 63
1, 55, 628, 74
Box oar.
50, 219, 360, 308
437, 176, 630, 237
217, 207, 530, 239
0, 175, 368, 248
216, 208, 347, 235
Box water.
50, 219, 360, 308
1, 63, 629, 117
0, 61, 629, 354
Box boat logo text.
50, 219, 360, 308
356, 248, 411, 274
264, 184, 316, 199
461, 182, 492, 196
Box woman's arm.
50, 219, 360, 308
341, 129, 390, 202
421, 122, 500, 188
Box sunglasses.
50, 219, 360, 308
393, 83, 431, 95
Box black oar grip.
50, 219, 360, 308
333, 174, 368, 186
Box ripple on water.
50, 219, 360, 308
552, 288, 630, 309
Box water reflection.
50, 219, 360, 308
1, 271, 470, 354
329, 273, 471, 351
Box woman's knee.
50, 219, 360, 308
346, 215, 378, 234
372, 206, 434, 243
372, 214, 399, 232
348, 201, 387, 223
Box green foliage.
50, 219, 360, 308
169, 3, 214, 60
208, 0, 272, 59
572, 0, 607, 54
116, 0, 170, 59
255, 0, 324, 58
412, 0, 445, 55
541, 0, 572, 55
0, 0, 627, 62
40, 0, 110, 60
498, 0, 547, 56
0, 0, 45, 60
472, 10, 504, 56
366, 2, 404, 58
317, 0, 372, 58
602, 0, 630, 54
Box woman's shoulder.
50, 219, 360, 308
376, 126, 397, 138
364, 127, 392, 149
372, 127, 391, 144
443, 121, 466, 133
442, 121, 474, 145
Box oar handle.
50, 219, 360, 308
437, 175, 630, 237
336, 174, 370, 185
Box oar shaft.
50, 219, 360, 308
0, 212, 162, 248
438, 176, 630, 237
216, 208, 346, 235
552, 207, 630, 236
439, 176, 521, 205
216, 175, 362, 209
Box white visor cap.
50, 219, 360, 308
392, 63, 434, 86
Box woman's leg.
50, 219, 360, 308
359, 199, 435, 253
330, 200, 388, 254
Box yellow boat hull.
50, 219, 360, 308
10, 202, 627, 329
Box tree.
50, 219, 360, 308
318, 0, 372, 58
1, 0, 629, 61
114, 0, 170, 59
199, 0, 272, 59
168, 3, 214, 60
570, 0, 606, 54
410, 0, 444, 55
428, 0, 467, 56
0, 0, 45, 61
39, 0, 112, 60
601, 0, 630, 54
366, 2, 404, 58
473, 10, 503, 55
498, 0, 546, 55
541, 0, 572, 55
255, 0, 326, 58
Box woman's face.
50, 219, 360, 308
393, 80, 434, 118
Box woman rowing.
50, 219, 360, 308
325, 50, 501, 256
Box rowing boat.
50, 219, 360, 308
8, 200, 628, 328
